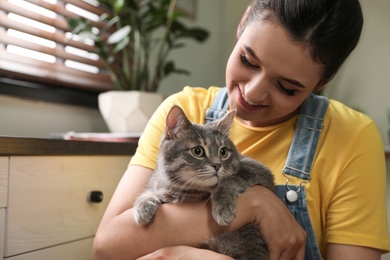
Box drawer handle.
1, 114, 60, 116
88, 191, 103, 203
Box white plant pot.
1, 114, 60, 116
98, 91, 164, 133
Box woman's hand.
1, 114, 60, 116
95, 166, 305, 260
136, 246, 234, 260
233, 185, 306, 260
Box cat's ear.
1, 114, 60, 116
218, 109, 236, 134
165, 105, 192, 139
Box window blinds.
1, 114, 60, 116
0, 0, 114, 92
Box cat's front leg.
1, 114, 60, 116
210, 185, 237, 226
133, 190, 162, 225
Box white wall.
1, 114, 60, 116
323, 0, 390, 145
0, 0, 250, 138
158, 0, 250, 97
0, 94, 108, 138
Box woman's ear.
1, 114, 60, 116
314, 80, 328, 93
237, 6, 251, 39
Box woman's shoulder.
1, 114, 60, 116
326, 98, 381, 145
163, 86, 223, 123
169, 86, 222, 103
327, 99, 374, 127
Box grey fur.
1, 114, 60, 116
133, 105, 274, 259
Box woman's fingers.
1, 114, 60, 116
239, 186, 306, 260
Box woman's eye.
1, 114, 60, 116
191, 146, 205, 158
219, 147, 229, 159
277, 82, 297, 96
240, 54, 259, 70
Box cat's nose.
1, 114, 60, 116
211, 164, 221, 172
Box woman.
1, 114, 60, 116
93, 0, 390, 259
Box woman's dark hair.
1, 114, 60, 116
241, 0, 363, 82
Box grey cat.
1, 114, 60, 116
133, 105, 275, 259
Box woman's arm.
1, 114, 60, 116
135, 186, 306, 260
136, 246, 234, 260
93, 165, 306, 260
94, 165, 228, 259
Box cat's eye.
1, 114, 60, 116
191, 146, 205, 158
219, 147, 229, 159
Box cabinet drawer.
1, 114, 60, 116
5, 237, 93, 260
5, 156, 130, 257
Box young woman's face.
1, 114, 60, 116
226, 20, 325, 127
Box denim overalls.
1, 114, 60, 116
205, 87, 328, 259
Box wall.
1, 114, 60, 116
0, 94, 108, 138
158, 0, 250, 97
0, 0, 250, 138
323, 0, 390, 145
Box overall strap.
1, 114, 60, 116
283, 94, 329, 180
204, 89, 327, 257
204, 87, 329, 180
205, 87, 229, 123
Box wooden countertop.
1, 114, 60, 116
0, 136, 137, 156
1, 136, 387, 160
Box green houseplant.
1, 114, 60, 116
68, 0, 209, 92
67, 0, 209, 133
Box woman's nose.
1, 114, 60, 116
244, 75, 270, 104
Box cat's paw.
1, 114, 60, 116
211, 200, 236, 226
133, 196, 161, 225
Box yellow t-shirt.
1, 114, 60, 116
130, 86, 390, 257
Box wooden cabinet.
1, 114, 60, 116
0, 137, 135, 260
1, 157, 8, 259
4, 239, 94, 260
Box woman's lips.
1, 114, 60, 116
237, 87, 268, 111
241, 91, 260, 106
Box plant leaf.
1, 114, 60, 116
98, 13, 110, 23
164, 61, 190, 77
114, 0, 125, 13
66, 0, 210, 92
107, 25, 131, 44
78, 31, 99, 42
113, 36, 130, 53
67, 18, 91, 33
184, 28, 210, 42
171, 42, 185, 49
102, 16, 120, 34
171, 21, 209, 42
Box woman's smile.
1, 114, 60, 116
225, 20, 324, 127
237, 87, 269, 111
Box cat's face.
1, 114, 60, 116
160, 106, 240, 192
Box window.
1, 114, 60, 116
0, 0, 114, 93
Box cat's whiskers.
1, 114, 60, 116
198, 195, 212, 208
167, 174, 204, 202
167, 170, 216, 203
134, 106, 272, 258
